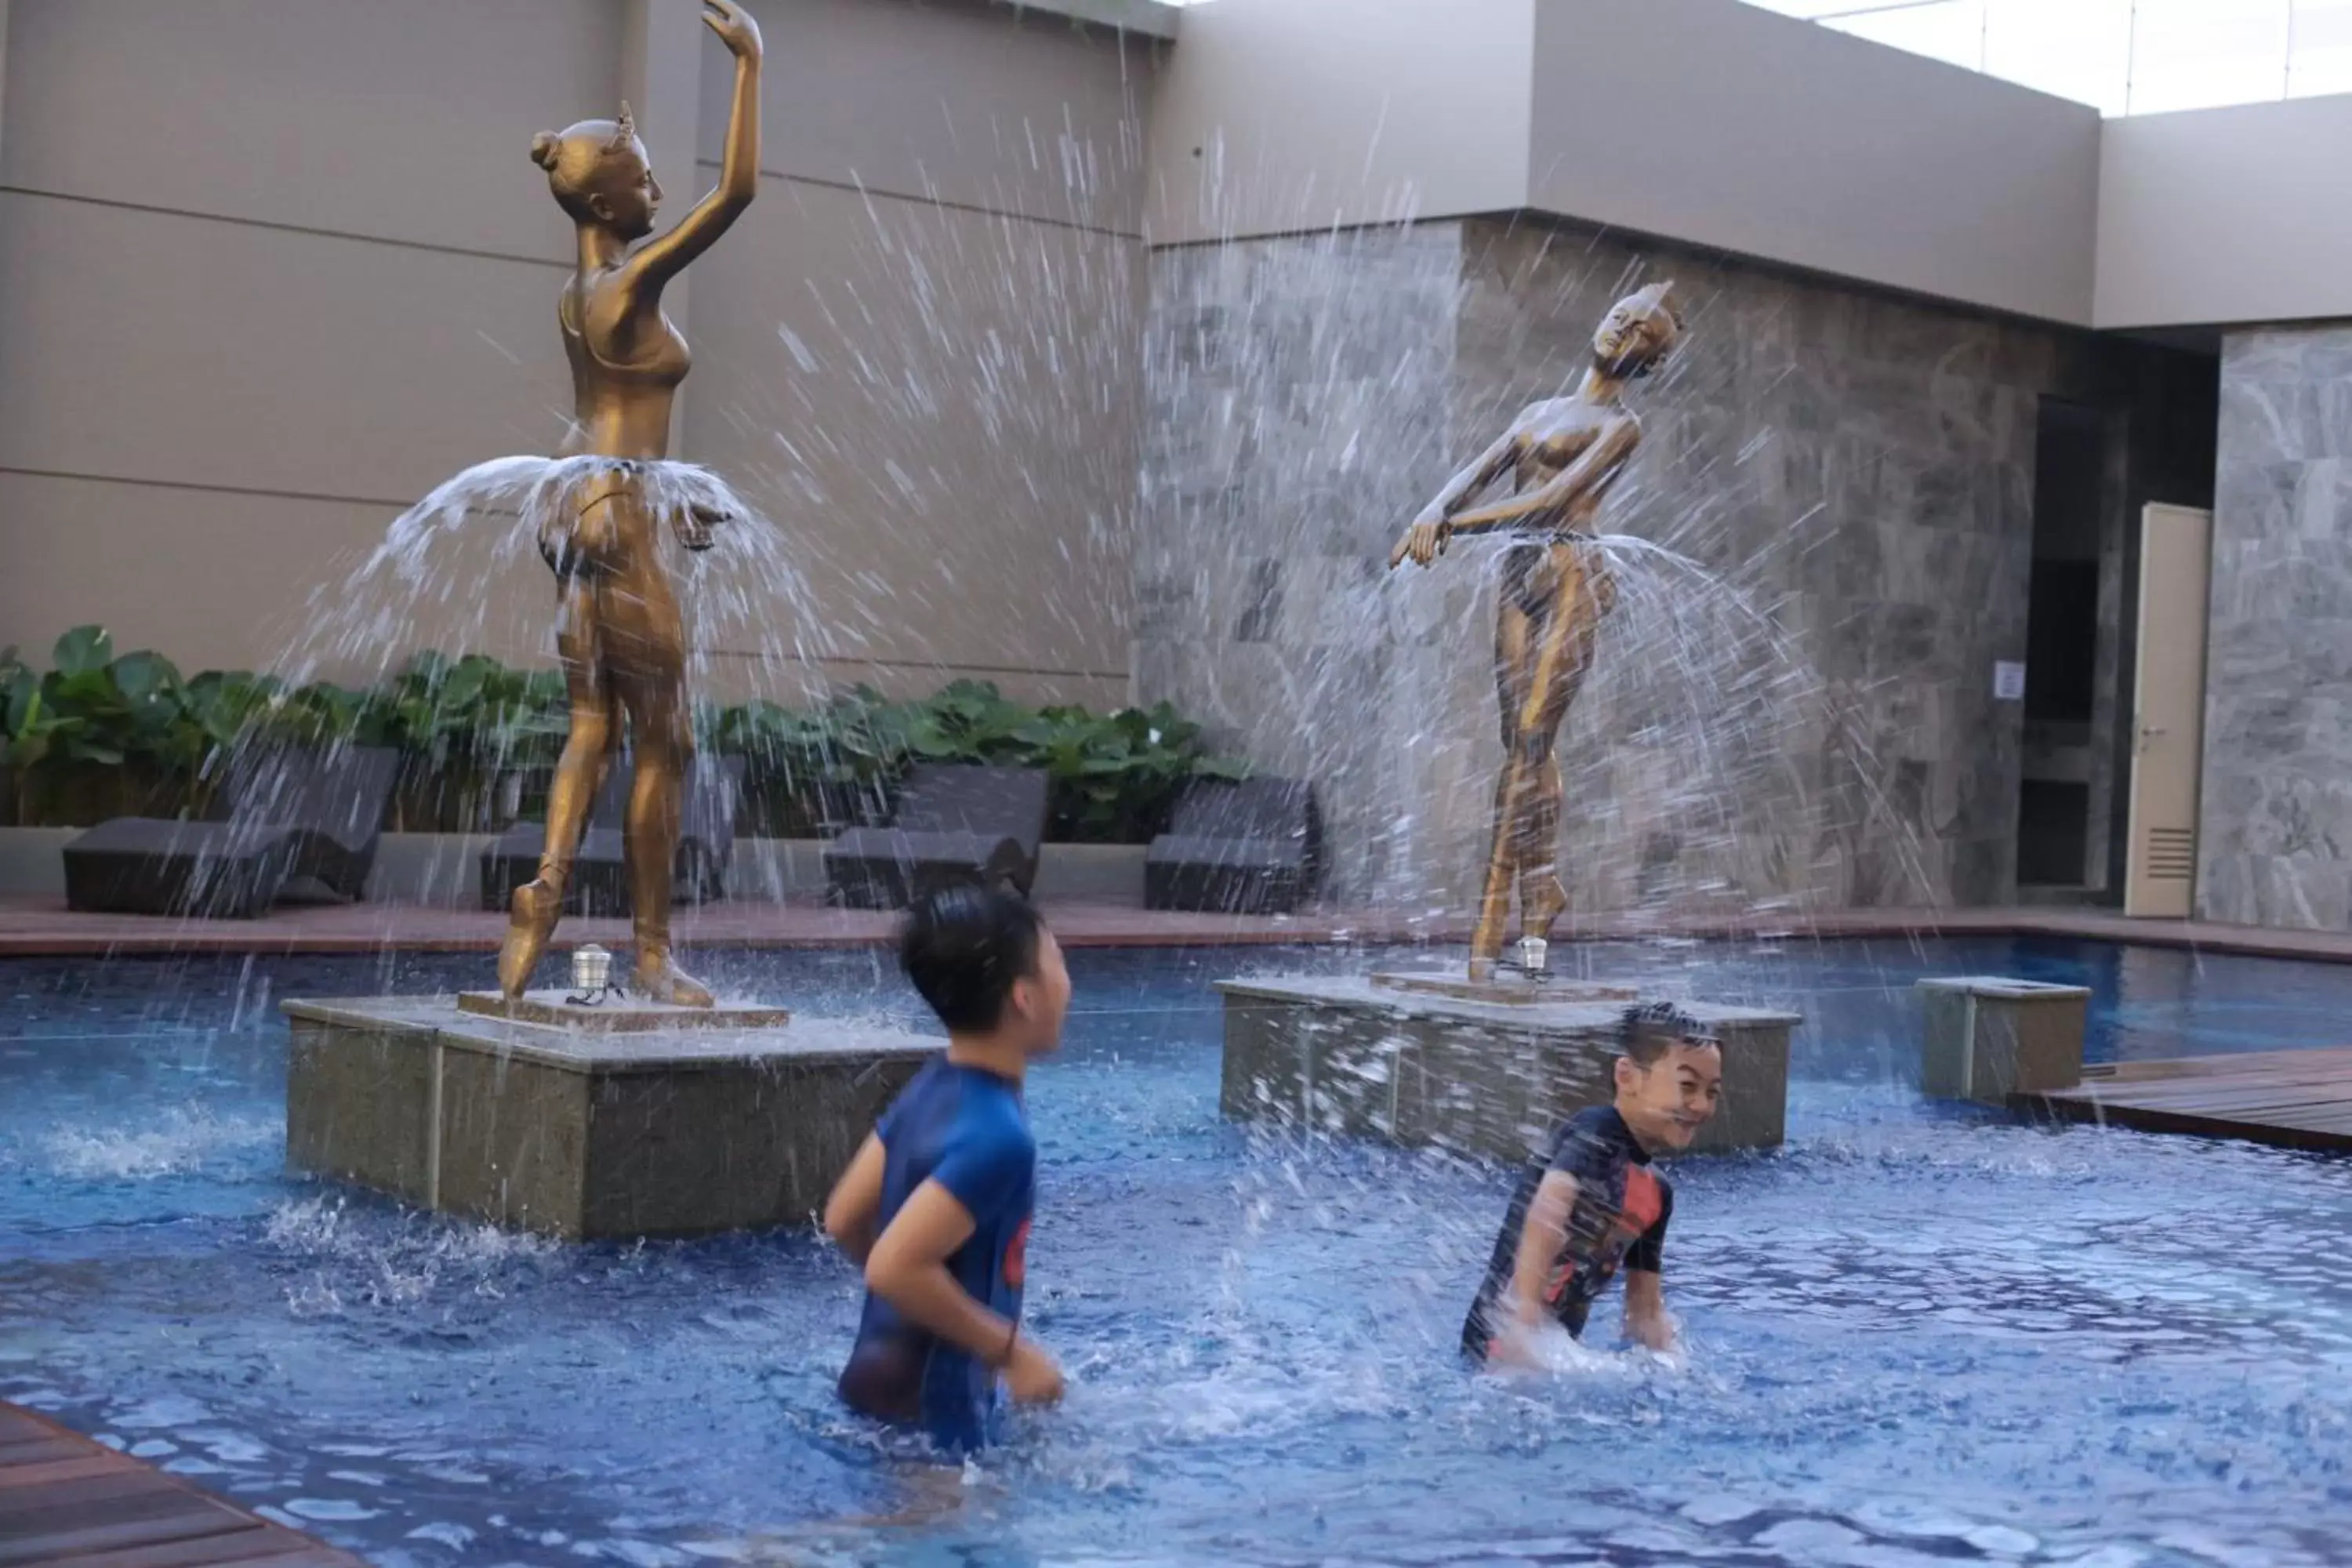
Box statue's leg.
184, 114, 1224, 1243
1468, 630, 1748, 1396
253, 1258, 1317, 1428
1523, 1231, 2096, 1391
606, 557, 712, 1008
1472, 552, 1541, 975
499, 575, 616, 998
1513, 545, 1603, 943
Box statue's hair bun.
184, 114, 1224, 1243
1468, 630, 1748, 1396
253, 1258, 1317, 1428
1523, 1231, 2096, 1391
529, 131, 561, 170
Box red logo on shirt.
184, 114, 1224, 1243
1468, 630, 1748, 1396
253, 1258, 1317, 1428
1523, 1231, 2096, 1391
1004, 1218, 1031, 1289
1619, 1167, 1662, 1236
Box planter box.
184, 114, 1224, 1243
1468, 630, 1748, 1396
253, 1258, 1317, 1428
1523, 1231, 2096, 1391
383, 835, 1147, 907
1032, 842, 1148, 902
725, 838, 1146, 905
9, 765, 190, 829
366, 833, 503, 907
2, 828, 1152, 908
0, 828, 76, 898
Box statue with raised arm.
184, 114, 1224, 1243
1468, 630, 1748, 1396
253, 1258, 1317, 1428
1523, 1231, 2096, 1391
496, 0, 764, 1007
1388, 281, 1682, 979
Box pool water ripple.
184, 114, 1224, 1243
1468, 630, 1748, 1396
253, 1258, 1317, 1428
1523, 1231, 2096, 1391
3, 938, 2351, 1564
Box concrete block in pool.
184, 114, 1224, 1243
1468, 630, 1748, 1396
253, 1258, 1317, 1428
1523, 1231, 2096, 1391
1917, 976, 2089, 1105
1215, 977, 1797, 1160
283, 996, 935, 1240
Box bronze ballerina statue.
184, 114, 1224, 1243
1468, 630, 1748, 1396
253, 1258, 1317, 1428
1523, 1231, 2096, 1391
497, 0, 764, 1006
1389, 281, 1682, 978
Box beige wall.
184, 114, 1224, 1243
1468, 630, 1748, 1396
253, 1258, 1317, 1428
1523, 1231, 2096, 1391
16, 0, 2343, 731
681, 0, 1149, 709
1149, 0, 2352, 333
1144, 0, 2100, 324
1528, 0, 2100, 327
0, 0, 604, 680
2096, 96, 2352, 330
727, 0, 1151, 237
0, 0, 1145, 711
1142, 0, 1534, 244
1, 0, 616, 261
684, 179, 1142, 709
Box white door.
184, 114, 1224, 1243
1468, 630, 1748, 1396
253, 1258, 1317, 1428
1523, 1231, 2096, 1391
2124, 503, 2212, 919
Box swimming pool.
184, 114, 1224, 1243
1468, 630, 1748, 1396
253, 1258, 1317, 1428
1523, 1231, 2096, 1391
4, 935, 2350, 1566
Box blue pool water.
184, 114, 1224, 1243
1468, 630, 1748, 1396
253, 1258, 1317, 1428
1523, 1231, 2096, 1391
3, 935, 2351, 1567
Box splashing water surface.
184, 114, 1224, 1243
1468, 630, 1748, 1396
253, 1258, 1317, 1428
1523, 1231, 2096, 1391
5, 938, 2352, 1567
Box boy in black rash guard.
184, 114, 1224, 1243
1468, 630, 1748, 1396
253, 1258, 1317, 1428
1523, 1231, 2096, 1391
1463, 1002, 1723, 1366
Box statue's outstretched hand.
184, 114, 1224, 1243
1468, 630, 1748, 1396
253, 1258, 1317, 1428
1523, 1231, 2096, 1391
1389, 514, 1451, 571
703, 0, 763, 60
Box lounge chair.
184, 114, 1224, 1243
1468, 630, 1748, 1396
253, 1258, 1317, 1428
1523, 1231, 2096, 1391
62, 744, 401, 919
477, 754, 743, 916
1145, 778, 1321, 913
267, 745, 402, 903
823, 765, 1048, 909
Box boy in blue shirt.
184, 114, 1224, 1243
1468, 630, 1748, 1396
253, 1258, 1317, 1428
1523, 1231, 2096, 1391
823, 886, 1069, 1450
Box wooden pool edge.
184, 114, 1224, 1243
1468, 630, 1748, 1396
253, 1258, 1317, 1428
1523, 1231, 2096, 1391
2013, 1044, 2352, 1155
0, 1400, 366, 1566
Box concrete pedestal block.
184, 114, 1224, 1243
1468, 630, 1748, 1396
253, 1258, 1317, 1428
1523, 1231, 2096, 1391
283, 996, 935, 1239
1916, 976, 2090, 1104
1369, 970, 1640, 1006
1216, 977, 1797, 1160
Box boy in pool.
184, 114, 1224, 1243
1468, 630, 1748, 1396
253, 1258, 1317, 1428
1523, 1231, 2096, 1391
1462, 1001, 1723, 1367
822, 886, 1069, 1451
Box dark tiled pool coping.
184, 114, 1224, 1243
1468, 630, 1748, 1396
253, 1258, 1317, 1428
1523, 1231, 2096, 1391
7, 897, 2352, 965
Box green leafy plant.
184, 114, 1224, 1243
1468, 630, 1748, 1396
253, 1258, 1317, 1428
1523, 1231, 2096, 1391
2, 648, 57, 825
6, 629, 203, 824
712, 700, 881, 836
0, 632, 1250, 840
1012, 699, 1237, 841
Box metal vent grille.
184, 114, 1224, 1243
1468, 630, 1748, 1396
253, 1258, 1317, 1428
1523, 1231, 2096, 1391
2145, 826, 2195, 881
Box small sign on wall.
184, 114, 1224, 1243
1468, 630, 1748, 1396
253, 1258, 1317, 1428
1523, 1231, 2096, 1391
1993, 661, 2027, 702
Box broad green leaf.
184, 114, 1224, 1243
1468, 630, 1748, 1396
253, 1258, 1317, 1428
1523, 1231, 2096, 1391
52, 625, 114, 678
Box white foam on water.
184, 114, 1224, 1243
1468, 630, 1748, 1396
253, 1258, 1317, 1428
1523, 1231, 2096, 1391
111, 1396, 214, 1430
39, 1105, 275, 1181
285, 1497, 384, 1523
405, 1522, 476, 1551
261, 1193, 562, 1316
187, 1428, 270, 1465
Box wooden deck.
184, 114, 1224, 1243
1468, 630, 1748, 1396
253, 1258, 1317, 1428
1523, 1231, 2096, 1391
2020, 1045, 2352, 1152
0, 1403, 363, 1567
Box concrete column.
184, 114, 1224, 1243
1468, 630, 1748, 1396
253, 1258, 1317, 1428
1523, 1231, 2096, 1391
620, 0, 710, 456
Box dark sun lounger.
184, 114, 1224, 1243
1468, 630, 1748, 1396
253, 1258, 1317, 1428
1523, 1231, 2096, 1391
63, 745, 400, 918
823, 765, 1048, 909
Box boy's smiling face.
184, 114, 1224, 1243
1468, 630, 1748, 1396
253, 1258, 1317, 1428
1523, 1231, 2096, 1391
1613, 1040, 1724, 1152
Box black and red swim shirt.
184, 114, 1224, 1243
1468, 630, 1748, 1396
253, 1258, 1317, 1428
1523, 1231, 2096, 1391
1462, 1105, 1673, 1359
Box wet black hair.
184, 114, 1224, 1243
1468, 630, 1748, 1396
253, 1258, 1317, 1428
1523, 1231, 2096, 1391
899, 885, 1047, 1034
1618, 1000, 1722, 1066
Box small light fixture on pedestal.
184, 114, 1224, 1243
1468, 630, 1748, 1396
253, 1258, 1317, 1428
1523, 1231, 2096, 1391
568, 943, 617, 1006
1517, 936, 1548, 978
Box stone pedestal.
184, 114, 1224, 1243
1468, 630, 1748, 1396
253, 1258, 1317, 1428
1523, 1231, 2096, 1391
454, 990, 796, 1032
1216, 977, 1797, 1160
1369, 970, 1641, 1007
283, 996, 935, 1240
1917, 976, 2090, 1104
